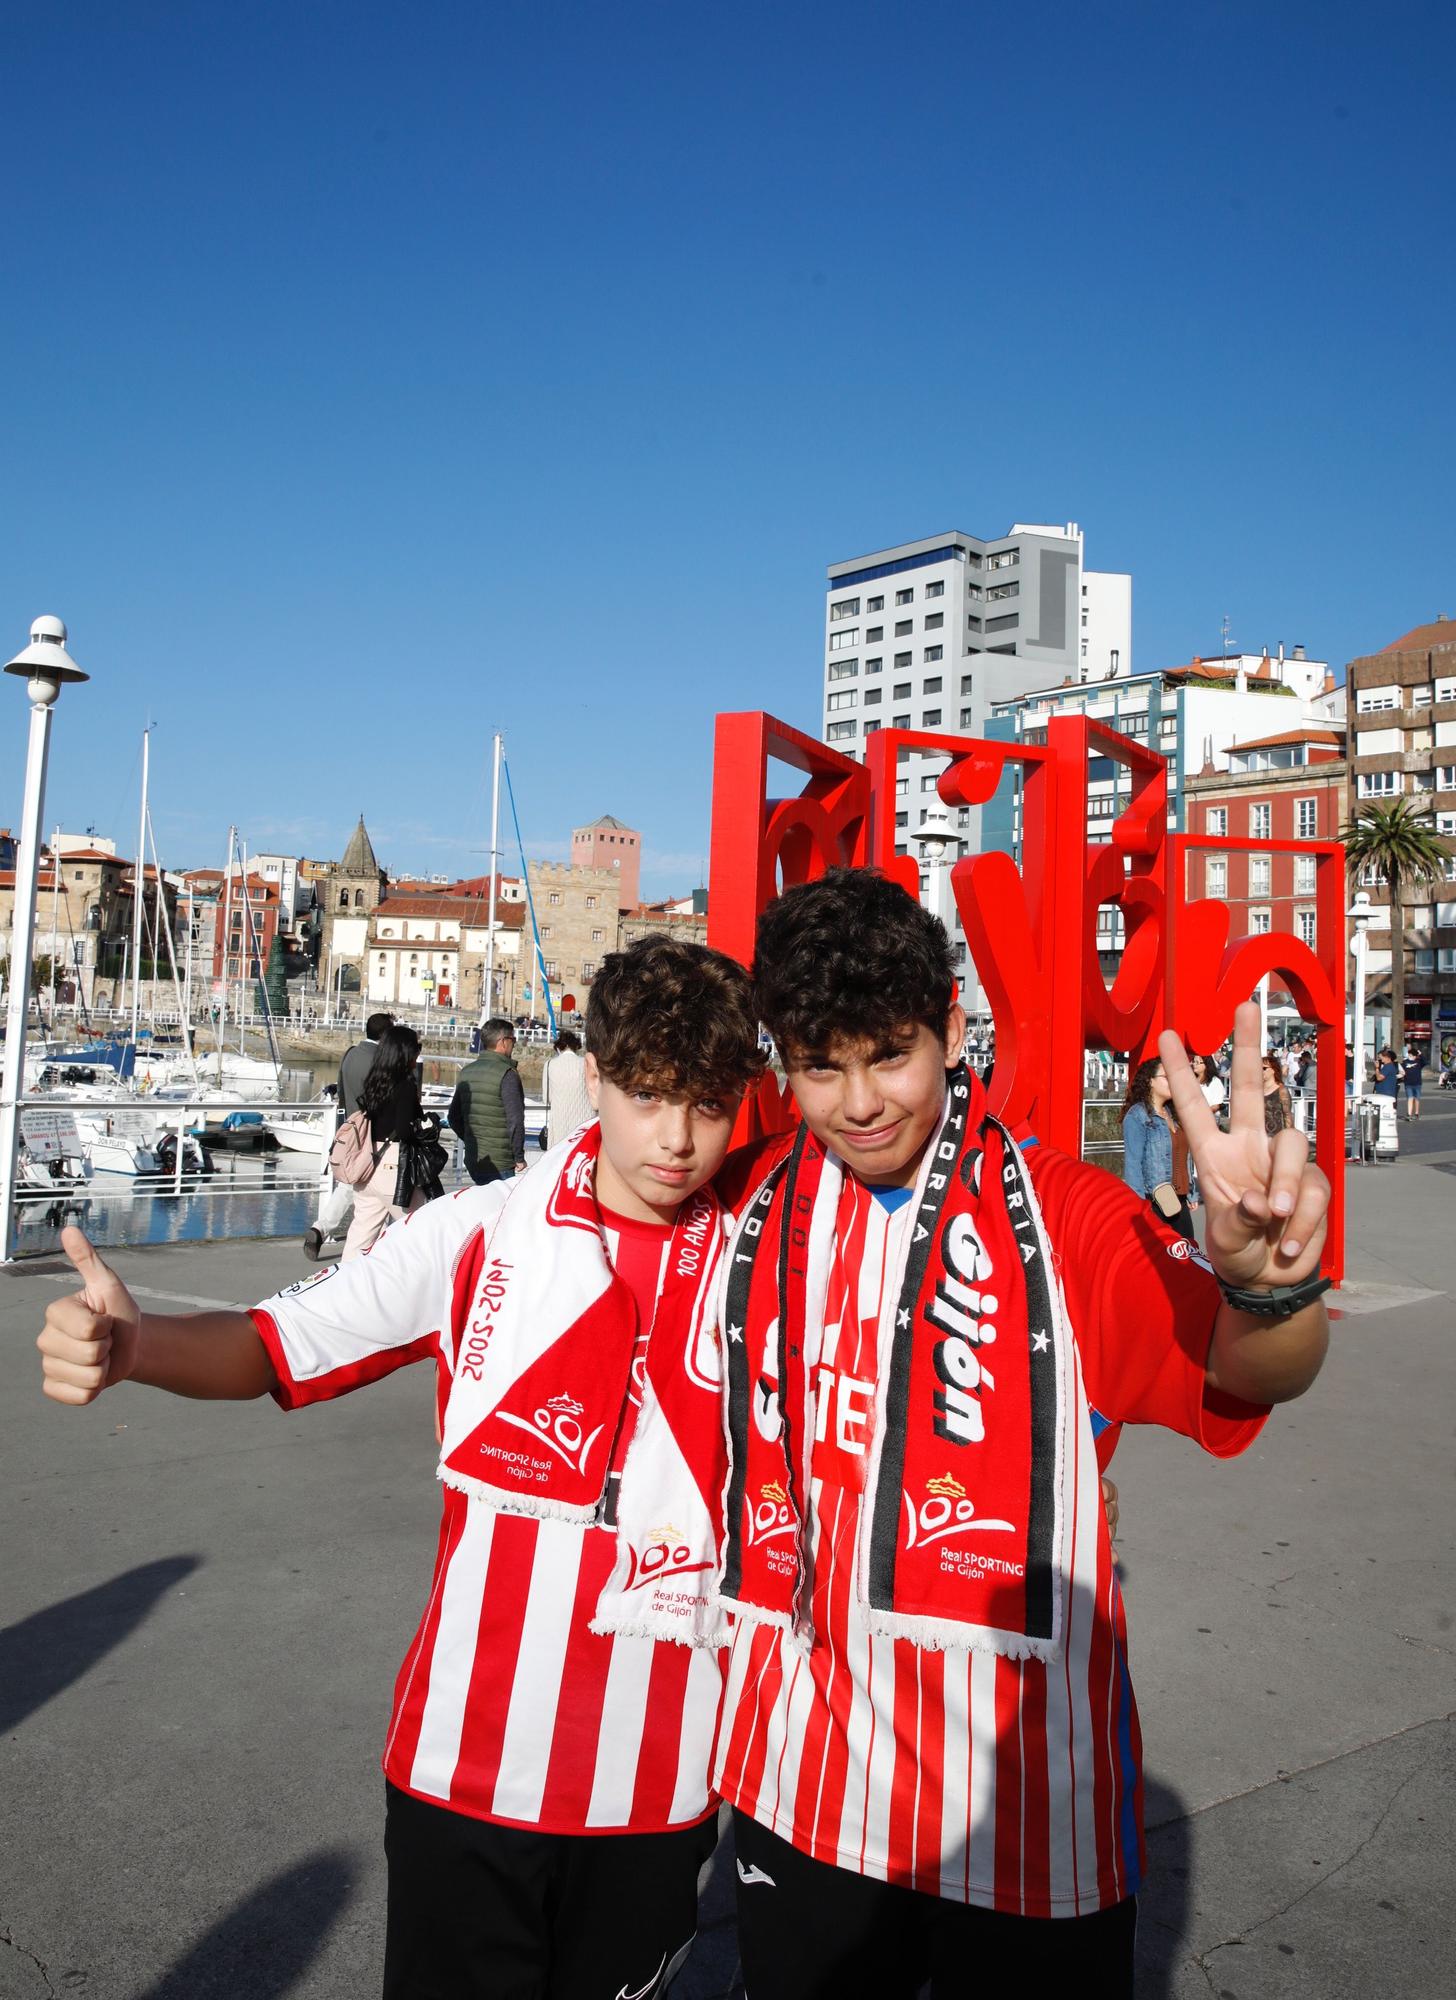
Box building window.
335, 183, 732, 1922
985, 614, 1019, 633
925, 611, 944, 630
1294, 854, 1317, 894
828, 628, 858, 652
926, 580, 945, 598
828, 658, 859, 681
924, 646, 943, 664
863, 719, 881, 736
1249, 855, 1272, 898
986, 581, 1019, 602
966, 616, 982, 632
1440, 949, 1456, 973
1297, 907, 1317, 947
1358, 770, 1401, 797
826, 719, 857, 741
986, 549, 1019, 570
827, 689, 857, 712
893, 683, 911, 700
896, 776, 909, 796
1414, 949, 1436, 973
866, 626, 883, 642
959, 707, 974, 727
1355, 685, 1400, 712
896, 587, 914, 604
1249, 802, 1272, 838
549, 890, 561, 904
967, 584, 984, 604
1204, 807, 1227, 837
1435, 676, 1456, 702
1249, 908, 1272, 935
864, 687, 881, 705
921, 774, 940, 792
921, 675, 943, 695
830, 596, 860, 621
545, 961, 558, 979
1438, 766, 1456, 790
895, 651, 911, 668
867, 595, 884, 612
892, 713, 911, 728
895, 620, 912, 637
585, 895, 596, 908
865, 656, 883, 674
1296, 796, 1318, 838
1206, 857, 1228, 899
896, 811, 908, 829
960, 673, 974, 696
541, 925, 552, 939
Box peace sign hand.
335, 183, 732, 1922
1158, 1004, 1329, 1291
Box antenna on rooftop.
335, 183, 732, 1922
1220, 612, 1234, 657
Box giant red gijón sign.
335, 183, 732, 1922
707, 711, 1346, 1279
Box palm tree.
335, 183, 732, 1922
1341, 798, 1453, 1053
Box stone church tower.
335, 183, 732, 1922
320, 816, 387, 988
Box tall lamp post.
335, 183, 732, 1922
0, 616, 90, 1262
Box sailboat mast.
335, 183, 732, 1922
485, 731, 502, 1020
130, 728, 150, 1045
218, 825, 236, 1086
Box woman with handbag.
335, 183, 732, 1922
1121, 1054, 1196, 1243
339, 1025, 437, 1261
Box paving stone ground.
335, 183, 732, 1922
3, 1101, 1453, 1997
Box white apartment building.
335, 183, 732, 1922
819, 522, 1131, 1004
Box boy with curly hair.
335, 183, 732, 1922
37, 936, 765, 2000
714, 868, 1330, 1999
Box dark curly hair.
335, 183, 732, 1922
586, 935, 766, 1099
1121, 1055, 1178, 1124
752, 867, 957, 1061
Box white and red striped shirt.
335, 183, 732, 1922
713, 1144, 1266, 1916
252, 1184, 723, 1835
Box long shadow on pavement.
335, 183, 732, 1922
1136, 1773, 1193, 1996
0, 1555, 201, 1734
133, 1849, 358, 2000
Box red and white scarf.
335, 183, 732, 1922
718, 1067, 1074, 1662
438, 1125, 731, 1648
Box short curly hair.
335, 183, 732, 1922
586, 934, 766, 1099
753, 868, 957, 1061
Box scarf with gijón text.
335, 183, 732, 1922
438, 1124, 731, 1648
718, 1066, 1073, 1661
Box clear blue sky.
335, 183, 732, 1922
4, 1, 1452, 896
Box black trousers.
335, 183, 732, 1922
732, 1811, 1136, 2000
382, 1782, 717, 1999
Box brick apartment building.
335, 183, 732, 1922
1184, 724, 1347, 1011
1348, 617, 1456, 1051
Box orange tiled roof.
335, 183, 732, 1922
375, 895, 525, 926
1381, 618, 1456, 654
1229, 727, 1344, 753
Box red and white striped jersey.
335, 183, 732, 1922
713, 1145, 1266, 1916
252, 1186, 723, 1835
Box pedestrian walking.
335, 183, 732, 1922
447, 1017, 527, 1183
305, 1011, 395, 1259
1261, 1052, 1293, 1134
542, 1028, 593, 1147
1401, 1044, 1425, 1120
341, 1024, 434, 1261
1121, 1055, 1194, 1240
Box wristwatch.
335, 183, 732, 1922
1216, 1273, 1333, 1319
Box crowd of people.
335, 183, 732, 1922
35, 876, 1335, 1999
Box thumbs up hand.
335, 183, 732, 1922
36, 1227, 143, 1405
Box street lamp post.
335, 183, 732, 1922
0, 617, 89, 1262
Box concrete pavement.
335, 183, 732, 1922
2, 1104, 1453, 1998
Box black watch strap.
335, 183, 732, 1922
1217, 1273, 1333, 1319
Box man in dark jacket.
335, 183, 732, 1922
447, 1018, 526, 1184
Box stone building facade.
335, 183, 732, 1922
528, 861, 619, 1011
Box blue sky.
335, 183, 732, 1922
3, 1, 1452, 896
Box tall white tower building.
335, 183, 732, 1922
818, 521, 1132, 1009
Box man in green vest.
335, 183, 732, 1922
447, 1017, 527, 1185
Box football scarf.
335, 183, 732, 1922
438, 1124, 731, 1648
719, 1066, 1073, 1662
